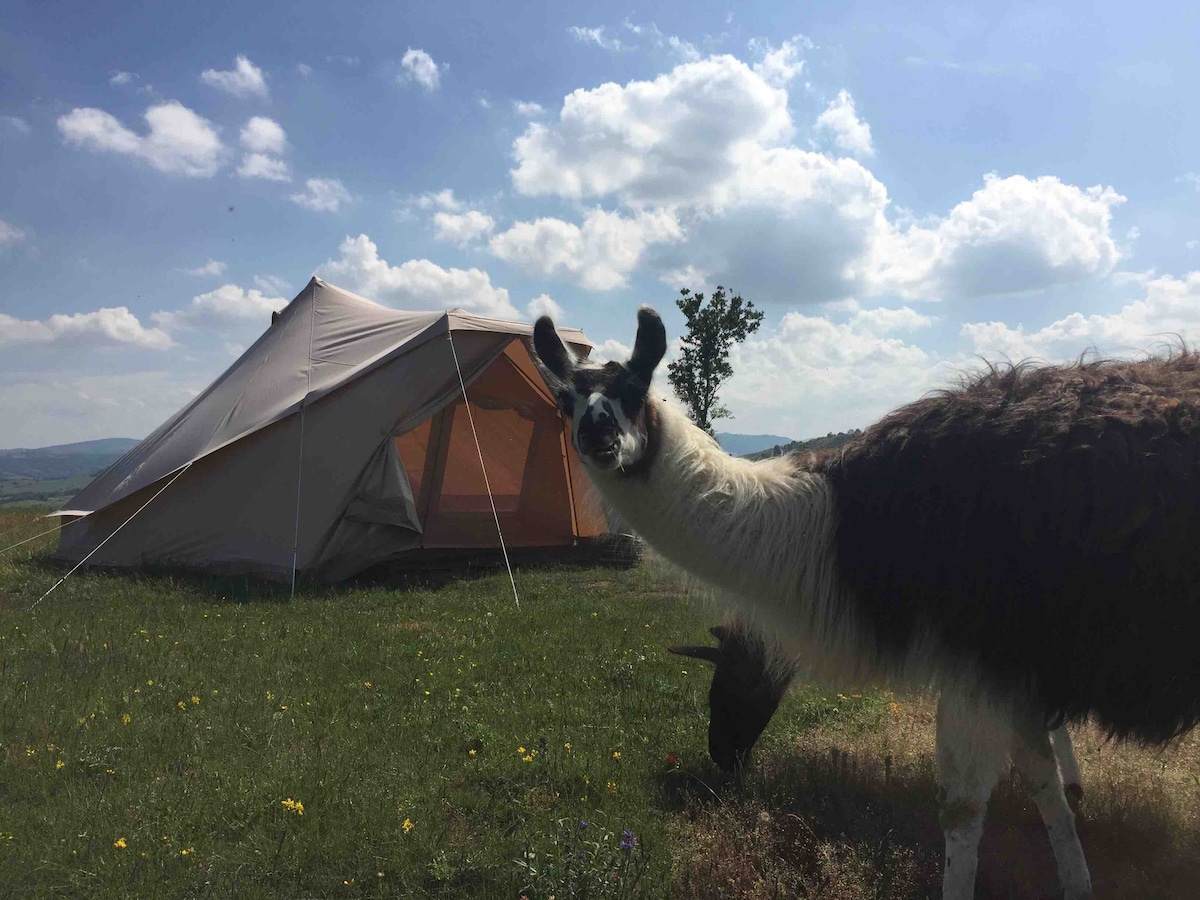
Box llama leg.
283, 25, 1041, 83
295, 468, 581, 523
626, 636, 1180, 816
1049, 724, 1084, 812
936, 693, 1011, 900
1011, 718, 1093, 899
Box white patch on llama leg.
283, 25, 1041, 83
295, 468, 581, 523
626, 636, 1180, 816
1049, 724, 1083, 811
1012, 720, 1093, 899
936, 693, 1010, 900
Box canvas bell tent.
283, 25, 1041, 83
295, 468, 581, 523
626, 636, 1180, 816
51, 277, 607, 581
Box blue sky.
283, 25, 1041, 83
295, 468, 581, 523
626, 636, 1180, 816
3, 0, 1199, 447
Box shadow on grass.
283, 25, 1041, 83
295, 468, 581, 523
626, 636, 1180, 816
660, 728, 1200, 899
9, 532, 644, 606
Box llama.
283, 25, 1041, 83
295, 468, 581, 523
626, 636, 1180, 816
668, 619, 1084, 808
533, 308, 1200, 900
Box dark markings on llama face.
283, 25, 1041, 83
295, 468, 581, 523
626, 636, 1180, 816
819, 352, 1200, 743
533, 310, 667, 472
669, 624, 794, 772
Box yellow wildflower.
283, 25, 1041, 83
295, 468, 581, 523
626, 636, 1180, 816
121, 713, 131, 725
191, 696, 200, 705
606, 781, 617, 793
113, 837, 127, 849
76, 717, 85, 726
181, 847, 193, 856
402, 818, 414, 834
281, 798, 304, 816
176, 701, 185, 709
468, 749, 476, 757
612, 751, 621, 760
517, 746, 526, 755
564, 742, 572, 751
56, 760, 65, 770
522, 754, 534, 763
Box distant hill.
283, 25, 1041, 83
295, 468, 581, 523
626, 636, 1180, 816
0, 438, 139, 482
744, 429, 863, 461
715, 432, 795, 456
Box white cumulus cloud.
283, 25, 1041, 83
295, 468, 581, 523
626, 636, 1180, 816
750, 35, 811, 87
238, 152, 291, 181
0, 307, 172, 351
721, 305, 951, 438
433, 210, 496, 245
1, 220, 27, 246
962, 270, 1200, 359
863, 173, 1126, 300
815, 90, 874, 158
290, 177, 352, 212
239, 116, 286, 154
200, 55, 269, 99
514, 101, 545, 117
415, 188, 461, 211
568, 25, 625, 51
525, 293, 563, 321
401, 49, 442, 91
236, 117, 289, 179
57, 102, 225, 177
152, 284, 287, 333
321, 234, 518, 318
2, 115, 31, 135
511, 55, 794, 206
508, 55, 1126, 306
254, 274, 292, 294
490, 208, 683, 290
184, 259, 226, 277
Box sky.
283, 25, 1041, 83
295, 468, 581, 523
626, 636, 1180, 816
3, 0, 1200, 448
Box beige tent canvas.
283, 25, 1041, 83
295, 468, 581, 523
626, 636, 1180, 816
52, 277, 607, 580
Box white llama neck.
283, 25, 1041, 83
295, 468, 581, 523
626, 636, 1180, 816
590, 398, 840, 634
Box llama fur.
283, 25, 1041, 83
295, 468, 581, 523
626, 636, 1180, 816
533, 309, 1200, 900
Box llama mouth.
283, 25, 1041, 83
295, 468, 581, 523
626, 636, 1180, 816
586, 443, 621, 469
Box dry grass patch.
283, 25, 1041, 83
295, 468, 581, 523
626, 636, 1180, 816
669, 695, 1200, 899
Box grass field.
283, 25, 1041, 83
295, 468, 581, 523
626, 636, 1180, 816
2, 505, 1200, 898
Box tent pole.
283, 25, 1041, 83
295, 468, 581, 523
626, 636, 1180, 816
290, 282, 317, 599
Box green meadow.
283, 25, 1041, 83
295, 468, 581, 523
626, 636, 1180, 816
3, 505, 1199, 898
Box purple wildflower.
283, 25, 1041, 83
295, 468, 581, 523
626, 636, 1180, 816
620, 829, 637, 852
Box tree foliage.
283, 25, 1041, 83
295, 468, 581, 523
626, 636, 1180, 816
666, 286, 764, 435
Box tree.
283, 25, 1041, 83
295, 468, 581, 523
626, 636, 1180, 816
666, 286, 764, 436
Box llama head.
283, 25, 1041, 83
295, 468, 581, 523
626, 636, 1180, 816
669, 624, 792, 773
532, 307, 667, 472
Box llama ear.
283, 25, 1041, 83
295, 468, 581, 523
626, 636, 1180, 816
667, 644, 720, 664
628, 306, 666, 387
533, 316, 574, 382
